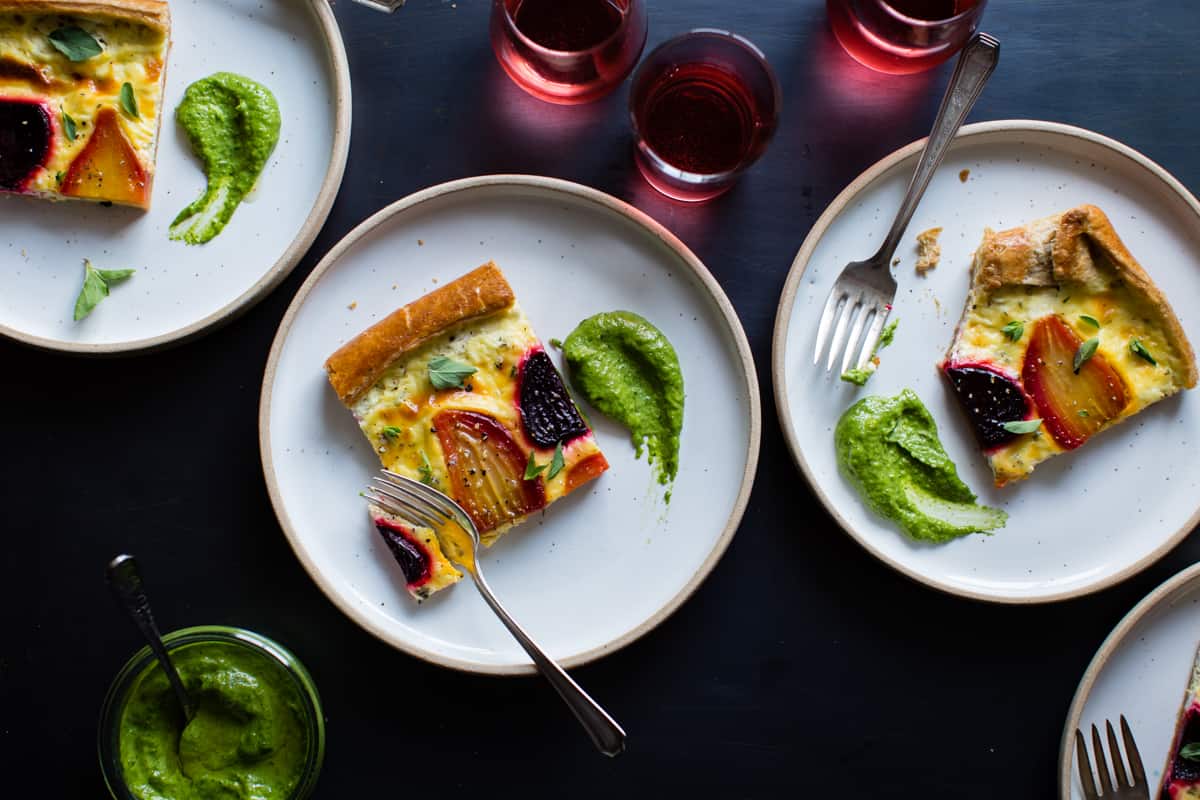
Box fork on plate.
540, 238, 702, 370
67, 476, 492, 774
1074, 717, 1150, 799
364, 469, 626, 757
813, 32, 999, 375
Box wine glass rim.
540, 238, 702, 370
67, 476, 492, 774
877, 0, 984, 27
500, 0, 640, 57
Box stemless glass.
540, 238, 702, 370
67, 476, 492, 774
629, 30, 780, 203
827, 0, 987, 74
490, 0, 648, 105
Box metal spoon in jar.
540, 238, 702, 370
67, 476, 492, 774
106, 554, 194, 720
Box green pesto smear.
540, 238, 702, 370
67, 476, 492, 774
841, 318, 899, 386
835, 389, 1006, 543
563, 311, 684, 497
118, 641, 308, 800
171, 72, 281, 245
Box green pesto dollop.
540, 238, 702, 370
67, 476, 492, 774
563, 311, 684, 494
170, 72, 281, 245
118, 641, 308, 800
834, 389, 1006, 543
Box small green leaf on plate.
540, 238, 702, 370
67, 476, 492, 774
428, 355, 477, 390
61, 110, 77, 141
1130, 338, 1157, 365
48, 26, 102, 61
73, 259, 134, 321
1073, 337, 1099, 373
524, 450, 547, 480
1001, 418, 1043, 434
548, 338, 563, 349
546, 441, 566, 480
1001, 320, 1024, 342
119, 82, 139, 118
1079, 314, 1100, 329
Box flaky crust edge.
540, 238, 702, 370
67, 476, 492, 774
324, 262, 517, 406
0, 0, 170, 30
965, 204, 1198, 389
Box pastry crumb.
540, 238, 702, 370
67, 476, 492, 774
417, 239, 424, 246
959, 169, 970, 183
916, 227, 943, 274
392, 283, 398, 290
892, 258, 900, 267
348, 301, 357, 310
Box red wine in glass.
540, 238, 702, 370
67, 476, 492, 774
630, 31, 780, 202
490, 0, 647, 105
827, 0, 987, 74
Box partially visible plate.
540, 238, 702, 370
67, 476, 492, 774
260, 175, 760, 674
1059, 563, 1200, 798
773, 120, 1200, 603
0, 0, 350, 353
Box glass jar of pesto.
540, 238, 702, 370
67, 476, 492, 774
98, 626, 325, 800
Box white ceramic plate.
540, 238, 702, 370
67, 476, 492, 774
260, 175, 760, 674
1059, 563, 1200, 798
773, 120, 1200, 603
0, 0, 350, 353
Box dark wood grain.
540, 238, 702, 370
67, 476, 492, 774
4, 1, 1200, 797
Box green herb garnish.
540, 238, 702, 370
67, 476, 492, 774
1079, 315, 1100, 329
1181, 743, 1200, 762
1002, 320, 1024, 342
418, 451, 435, 485
73, 260, 134, 321
1001, 418, 1043, 434
428, 355, 477, 390
381, 426, 402, 440
1130, 338, 1157, 365
548, 338, 563, 349
61, 110, 77, 141
48, 26, 102, 62
1074, 337, 1099, 373
1078, 410, 1090, 418
119, 82, 139, 119
840, 318, 899, 386
524, 450, 548, 480
546, 441, 565, 480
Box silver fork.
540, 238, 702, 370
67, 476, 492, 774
813, 32, 1000, 374
1074, 717, 1150, 799
364, 470, 626, 757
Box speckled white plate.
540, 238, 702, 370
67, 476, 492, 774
0, 0, 349, 354
260, 175, 760, 674
773, 120, 1200, 603
1059, 563, 1200, 798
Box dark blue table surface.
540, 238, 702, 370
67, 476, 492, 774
6, 1, 1200, 797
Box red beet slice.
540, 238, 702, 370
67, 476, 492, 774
518, 349, 588, 449
0, 98, 51, 190
374, 517, 431, 588
943, 364, 1031, 449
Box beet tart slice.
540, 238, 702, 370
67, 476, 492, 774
326, 263, 608, 601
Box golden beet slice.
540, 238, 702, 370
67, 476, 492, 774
433, 409, 545, 534
1022, 315, 1128, 449
61, 108, 149, 208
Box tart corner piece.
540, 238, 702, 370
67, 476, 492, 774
0, 0, 171, 208
327, 263, 608, 600
1159, 642, 1200, 799
942, 204, 1197, 486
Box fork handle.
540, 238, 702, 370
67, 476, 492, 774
874, 33, 1000, 264
469, 570, 626, 757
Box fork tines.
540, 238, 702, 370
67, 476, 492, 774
813, 280, 891, 375
1075, 716, 1148, 799
364, 471, 453, 531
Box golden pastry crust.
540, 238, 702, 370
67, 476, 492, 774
0, 0, 170, 30
325, 262, 517, 406
970, 204, 1197, 388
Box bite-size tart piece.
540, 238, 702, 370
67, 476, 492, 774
326, 263, 608, 601
942, 205, 1197, 486
0, 0, 170, 208
1160, 643, 1200, 799
369, 504, 461, 602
